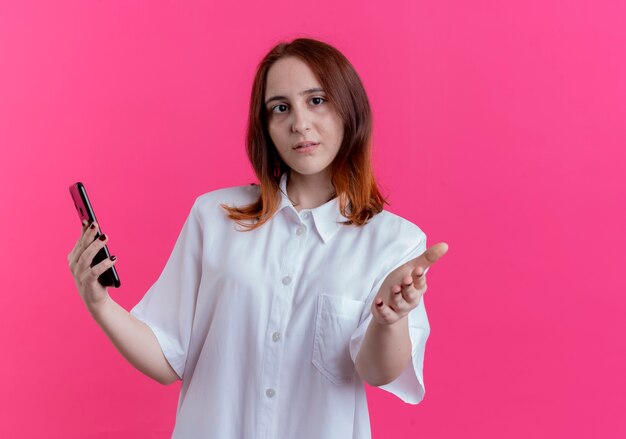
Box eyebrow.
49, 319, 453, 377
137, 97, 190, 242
265, 88, 325, 106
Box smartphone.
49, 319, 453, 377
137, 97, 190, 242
69, 182, 121, 288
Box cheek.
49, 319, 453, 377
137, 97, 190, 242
320, 114, 343, 142
329, 113, 344, 140
337, 124, 344, 142
332, 121, 344, 147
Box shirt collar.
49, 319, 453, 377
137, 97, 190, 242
277, 173, 350, 244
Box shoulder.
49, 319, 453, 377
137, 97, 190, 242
366, 209, 427, 247
193, 183, 259, 211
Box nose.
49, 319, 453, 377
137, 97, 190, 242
290, 105, 311, 133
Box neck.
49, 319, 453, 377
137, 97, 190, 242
286, 171, 336, 211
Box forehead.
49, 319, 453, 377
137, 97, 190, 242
265, 57, 321, 97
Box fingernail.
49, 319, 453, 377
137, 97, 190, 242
99, 234, 107, 241
90, 223, 96, 230
110, 255, 117, 261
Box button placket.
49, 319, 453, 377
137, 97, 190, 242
258, 214, 307, 438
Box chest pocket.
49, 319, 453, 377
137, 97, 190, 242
312, 293, 365, 385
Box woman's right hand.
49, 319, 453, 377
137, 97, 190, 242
68, 220, 118, 315
67, 221, 177, 384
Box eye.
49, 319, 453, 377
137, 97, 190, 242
271, 104, 289, 114
270, 97, 327, 114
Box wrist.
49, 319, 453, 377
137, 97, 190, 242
373, 313, 409, 329
87, 294, 111, 321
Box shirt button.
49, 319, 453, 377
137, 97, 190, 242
296, 226, 305, 236
272, 331, 281, 342
302, 211, 310, 219
266, 388, 276, 398
282, 276, 292, 285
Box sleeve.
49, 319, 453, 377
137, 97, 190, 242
349, 231, 430, 404
129, 197, 204, 379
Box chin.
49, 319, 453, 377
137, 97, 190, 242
288, 162, 330, 175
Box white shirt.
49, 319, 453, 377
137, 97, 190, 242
130, 173, 430, 439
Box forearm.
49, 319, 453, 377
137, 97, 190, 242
89, 296, 180, 385
355, 316, 412, 386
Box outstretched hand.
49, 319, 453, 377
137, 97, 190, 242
371, 242, 449, 325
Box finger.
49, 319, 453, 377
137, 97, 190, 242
397, 274, 414, 298
401, 282, 421, 304
86, 255, 118, 282
77, 233, 108, 271
79, 219, 91, 237
412, 267, 427, 287
71, 219, 89, 248
76, 221, 100, 260
399, 276, 424, 306
401, 274, 413, 288
425, 242, 448, 264
409, 242, 449, 273
67, 220, 88, 267
413, 265, 429, 277
374, 299, 399, 324
71, 221, 98, 266
392, 284, 412, 312
384, 278, 412, 312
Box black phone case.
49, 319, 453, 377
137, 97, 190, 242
69, 182, 121, 288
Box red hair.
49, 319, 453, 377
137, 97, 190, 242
221, 37, 388, 230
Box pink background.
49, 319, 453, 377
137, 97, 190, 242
1, 1, 625, 437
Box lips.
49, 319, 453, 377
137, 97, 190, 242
294, 141, 319, 149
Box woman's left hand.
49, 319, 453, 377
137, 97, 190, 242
371, 242, 449, 325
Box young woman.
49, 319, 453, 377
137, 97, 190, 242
68, 37, 448, 438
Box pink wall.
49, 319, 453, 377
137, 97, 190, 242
1, 1, 624, 437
